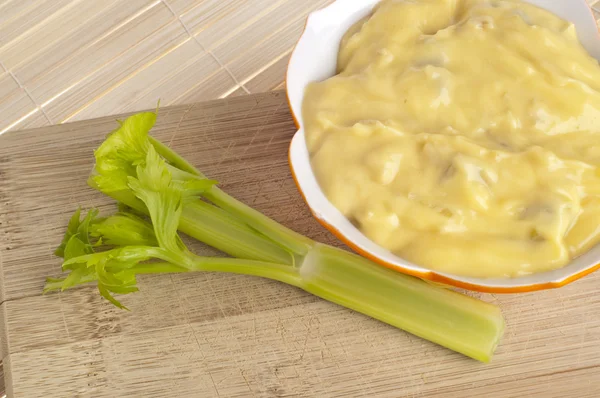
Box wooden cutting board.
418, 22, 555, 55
0, 90, 599, 397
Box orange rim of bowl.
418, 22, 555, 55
284, 1, 600, 293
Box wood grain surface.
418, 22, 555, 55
0, 91, 600, 397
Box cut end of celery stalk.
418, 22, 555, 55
299, 245, 505, 363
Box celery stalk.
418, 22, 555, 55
48, 111, 505, 363
300, 245, 503, 362
163, 155, 314, 256
179, 201, 295, 265
130, 244, 504, 362
202, 186, 314, 256
89, 180, 294, 265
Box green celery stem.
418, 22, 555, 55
298, 245, 505, 362
150, 136, 202, 176
191, 257, 303, 287
179, 201, 295, 265
204, 187, 315, 256
88, 178, 294, 265
152, 138, 314, 256
186, 244, 504, 362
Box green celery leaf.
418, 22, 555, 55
77, 208, 101, 248
128, 146, 187, 255
59, 246, 167, 309
54, 208, 82, 257
56, 208, 101, 258
43, 277, 67, 294
95, 256, 129, 289
60, 267, 88, 291
98, 283, 129, 310
62, 246, 163, 270
93, 112, 156, 193
104, 285, 139, 295
63, 235, 89, 262
43, 273, 99, 294
91, 212, 158, 247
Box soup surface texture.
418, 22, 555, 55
302, 0, 600, 278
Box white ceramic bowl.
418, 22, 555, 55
287, 0, 600, 293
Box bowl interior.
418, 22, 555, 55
287, 0, 600, 291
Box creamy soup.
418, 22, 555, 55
302, 0, 600, 278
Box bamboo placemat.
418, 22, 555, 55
0, 0, 335, 135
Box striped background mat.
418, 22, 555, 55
0, 0, 598, 135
